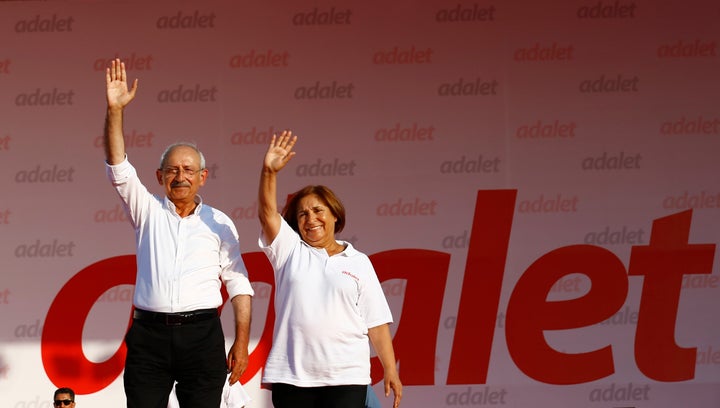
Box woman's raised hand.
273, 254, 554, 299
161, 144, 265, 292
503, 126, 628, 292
264, 130, 297, 173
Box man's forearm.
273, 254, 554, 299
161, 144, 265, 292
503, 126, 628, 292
231, 294, 252, 346
104, 107, 126, 165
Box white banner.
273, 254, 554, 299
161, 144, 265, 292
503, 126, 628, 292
1, 0, 719, 407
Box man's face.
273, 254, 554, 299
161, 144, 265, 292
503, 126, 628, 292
156, 146, 207, 205
53, 393, 75, 407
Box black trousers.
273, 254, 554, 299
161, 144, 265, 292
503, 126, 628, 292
123, 316, 226, 408
271, 383, 366, 408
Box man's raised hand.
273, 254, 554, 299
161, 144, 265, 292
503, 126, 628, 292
106, 58, 138, 109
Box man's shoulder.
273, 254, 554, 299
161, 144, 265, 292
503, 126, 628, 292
199, 202, 235, 225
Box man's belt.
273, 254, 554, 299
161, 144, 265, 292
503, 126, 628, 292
132, 308, 218, 326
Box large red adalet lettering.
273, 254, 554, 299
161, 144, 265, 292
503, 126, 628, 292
629, 210, 715, 381
506, 245, 628, 384
369, 249, 450, 384
41, 255, 135, 394
447, 193, 714, 385
41, 190, 716, 393
41, 253, 277, 393
447, 189, 515, 384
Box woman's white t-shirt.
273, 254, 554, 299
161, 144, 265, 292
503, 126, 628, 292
260, 217, 393, 387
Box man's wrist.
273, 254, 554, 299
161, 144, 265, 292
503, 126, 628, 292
107, 105, 124, 114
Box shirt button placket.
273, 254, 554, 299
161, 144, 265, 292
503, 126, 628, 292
173, 218, 187, 310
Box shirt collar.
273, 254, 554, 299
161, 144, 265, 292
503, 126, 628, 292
299, 239, 357, 257
163, 195, 203, 216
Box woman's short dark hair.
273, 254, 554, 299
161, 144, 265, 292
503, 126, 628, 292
282, 185, 346, 234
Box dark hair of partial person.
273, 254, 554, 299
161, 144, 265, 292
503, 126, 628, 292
158, 142, 206, 170
53, 387, 75, 400
282, 185, 346, 234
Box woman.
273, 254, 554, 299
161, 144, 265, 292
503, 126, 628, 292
258, 131, 402, 408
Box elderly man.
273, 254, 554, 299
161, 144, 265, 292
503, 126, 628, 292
103, 58, 253, 408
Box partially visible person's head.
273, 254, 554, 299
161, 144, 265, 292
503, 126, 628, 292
282, 185, 346, 245
155, 143, 208, 204
53, 387, 75, 407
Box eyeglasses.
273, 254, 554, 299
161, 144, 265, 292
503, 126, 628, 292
161, 167, 203, 177
54, 400, 73, 406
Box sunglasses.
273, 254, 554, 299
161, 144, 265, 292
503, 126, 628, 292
54, 400, 73, 406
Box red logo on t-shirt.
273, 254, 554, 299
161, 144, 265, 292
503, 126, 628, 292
342, 270, 359, 281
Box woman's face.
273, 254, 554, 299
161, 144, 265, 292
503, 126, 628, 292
296, 194, 337, 248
